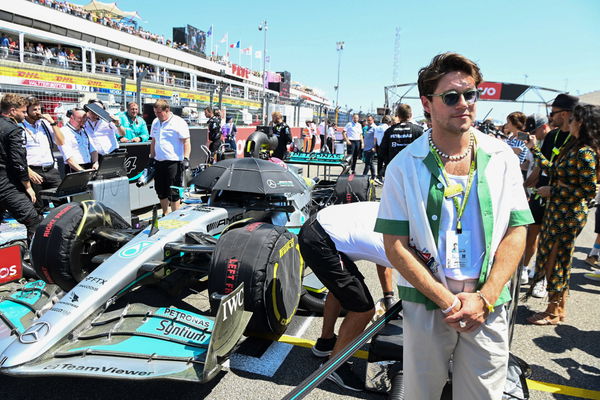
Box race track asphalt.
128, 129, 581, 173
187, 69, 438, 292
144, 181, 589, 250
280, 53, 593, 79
1, 160, 599, 400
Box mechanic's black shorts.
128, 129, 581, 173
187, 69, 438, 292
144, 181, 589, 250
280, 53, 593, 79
595, 205, 600, 234
209, 140, 223, 153
528, 195, 546, 225
298, 216, 374, 313
154, 160, 183, 202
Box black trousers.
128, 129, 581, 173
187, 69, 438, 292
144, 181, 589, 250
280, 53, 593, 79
375, 145, 385, 179
0, 170, 42, 244
29, 166, 62, 213
349, 140, 362, 173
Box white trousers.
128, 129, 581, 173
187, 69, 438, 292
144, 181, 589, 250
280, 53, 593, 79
402, 301, 509, 400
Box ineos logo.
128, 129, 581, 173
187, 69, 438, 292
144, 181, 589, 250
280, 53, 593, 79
0, 265, 17, 279
19, 321, 51, 344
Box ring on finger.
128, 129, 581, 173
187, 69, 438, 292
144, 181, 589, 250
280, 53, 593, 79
459, 320, 467, 328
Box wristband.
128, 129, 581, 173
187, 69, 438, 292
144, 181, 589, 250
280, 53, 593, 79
477, 290, 495, 314
441, 296, 459, 314
50, 122, 57, 126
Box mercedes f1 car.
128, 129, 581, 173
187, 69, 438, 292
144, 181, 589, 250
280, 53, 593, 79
0, 157, 320, 382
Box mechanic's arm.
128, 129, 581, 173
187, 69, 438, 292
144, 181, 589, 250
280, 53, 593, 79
41, 114, 64, 145
138, 121, 150, 142
149, 137, 155, 159
383, 234, 459, 312
183, 137, 191, 159
28, 167, 43, 184
342, 130, 350, 145
91, 151, 99, 169
285, 125, 292, 144
66, 157, 84, 172
445, 225, 526, 332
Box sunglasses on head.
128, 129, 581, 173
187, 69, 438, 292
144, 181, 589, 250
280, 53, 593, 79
428, 88, 481, 106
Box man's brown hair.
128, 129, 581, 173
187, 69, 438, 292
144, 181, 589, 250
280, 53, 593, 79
153, 99, 169, 111
1, 94, 27, 114
396, 104, 412, 122
418, 52, 483, 99
26, 96, 40, 108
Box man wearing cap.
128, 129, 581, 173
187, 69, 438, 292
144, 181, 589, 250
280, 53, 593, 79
522, 94, 578, 296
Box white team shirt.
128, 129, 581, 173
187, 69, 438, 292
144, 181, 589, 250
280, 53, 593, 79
85, 119, 119, 155
150, 114, 190, 161
22, 119, 54, 167
317, 202, 392, 268
374, 123, 389, 146
344, 121, 363, 140
59, 123, 97, 165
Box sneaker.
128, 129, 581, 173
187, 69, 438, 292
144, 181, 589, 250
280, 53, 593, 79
520, 268, 529, 285
584, 271, 600, 282
585, 256, 598, 268
373, 178, 383, 186
311, 335, 337, 357
532, 278, 547, 298
326, 361, 364, 392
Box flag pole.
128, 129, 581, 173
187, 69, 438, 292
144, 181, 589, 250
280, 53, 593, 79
210, 25, 213, 59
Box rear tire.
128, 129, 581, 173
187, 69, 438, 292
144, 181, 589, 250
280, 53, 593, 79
208, 222, 303, 335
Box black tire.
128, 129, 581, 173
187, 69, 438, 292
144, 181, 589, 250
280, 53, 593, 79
208, 222, 303, 335
31, 201, 130, 291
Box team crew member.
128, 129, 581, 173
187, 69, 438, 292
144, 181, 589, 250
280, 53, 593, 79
299, 202, 395, 392
342, 114, 363, 174
376, 53, 533, 400
205, 107, 221, 156
116, 101, 149, 142
374, 115, 391, 182
21, 96, 64, 213
59, 108, 99, 173
150, 100, 190, 215
84, 100, 124, 157
271, 111, 292, 159
379, 103, 423, 166
0, 94, 41, 243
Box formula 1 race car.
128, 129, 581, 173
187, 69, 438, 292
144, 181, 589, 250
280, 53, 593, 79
0, 157, 317, 382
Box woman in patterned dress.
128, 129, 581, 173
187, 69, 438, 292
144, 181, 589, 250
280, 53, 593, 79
525, 104, 600, 325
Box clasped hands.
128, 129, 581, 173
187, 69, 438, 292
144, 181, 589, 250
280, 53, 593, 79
443, 292, 488, 333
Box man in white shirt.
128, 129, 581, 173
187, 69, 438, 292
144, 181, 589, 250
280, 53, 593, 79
84, 100, 124, 158
299, 201, 394, 392
342, 114, 364, 173
59, 108, 98, 173
149, 99, 191, 215
21, 96, 64, 213
376, 53, 533, 400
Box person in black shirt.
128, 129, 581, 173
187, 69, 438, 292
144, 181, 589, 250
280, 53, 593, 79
379, 103, 423, 165
271, 111, 292, 159
205, 107, 221, 158
522, 93, 578, 297
0, 94, 42, 243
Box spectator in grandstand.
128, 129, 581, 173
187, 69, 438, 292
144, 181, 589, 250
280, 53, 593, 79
379, 104, 423, 167
116, 101, 149, 143
362, 115, 377, 181
21, 96, 64, 213
374, 115, 392, 183
221, 116, 237, 152
0, 94, 41, 244
300, 202, 395, 392
205, 107, 222, 159
149, 99, 190, 215
84, 99, 124, 159
342, 114, 363, 174
59, 108, 98, 173
377, 52, 532, 400
0, 34, 9, 59
43, 46, 53, 66
271, 111, 292, 159
24, 42, 35, 60
525, 103, 599, 325
522, 94, 578, 298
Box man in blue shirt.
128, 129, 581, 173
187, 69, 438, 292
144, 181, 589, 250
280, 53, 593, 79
116, 102, 149, 142
362, 115, 377, 180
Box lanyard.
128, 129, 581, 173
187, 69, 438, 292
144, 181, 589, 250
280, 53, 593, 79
549, 129, 571, 164
430, 140, 477, 234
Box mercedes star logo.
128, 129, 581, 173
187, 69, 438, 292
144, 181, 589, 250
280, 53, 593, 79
266, 179, 277, 189
19, 321, 51, 344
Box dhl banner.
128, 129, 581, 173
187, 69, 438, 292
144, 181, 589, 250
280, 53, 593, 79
0, 66, 261, 109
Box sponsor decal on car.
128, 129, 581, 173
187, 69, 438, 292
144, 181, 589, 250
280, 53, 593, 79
137, 307, 214, 345
206, 213, 243, 232
42, 205, 75, 238
221, 287, 244, 322
42, 363, 154, 376
157, 220, 189, 230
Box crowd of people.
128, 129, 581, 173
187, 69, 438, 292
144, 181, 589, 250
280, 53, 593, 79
2, 50, 600, 399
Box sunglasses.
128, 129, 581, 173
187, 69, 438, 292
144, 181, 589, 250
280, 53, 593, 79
428, 88, 481, 106
549, 110, 566, 117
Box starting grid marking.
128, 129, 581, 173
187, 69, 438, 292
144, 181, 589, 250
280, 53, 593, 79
238, 334, 600, 400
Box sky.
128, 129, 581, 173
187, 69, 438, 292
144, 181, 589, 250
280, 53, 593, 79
70, 0, 600, 122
